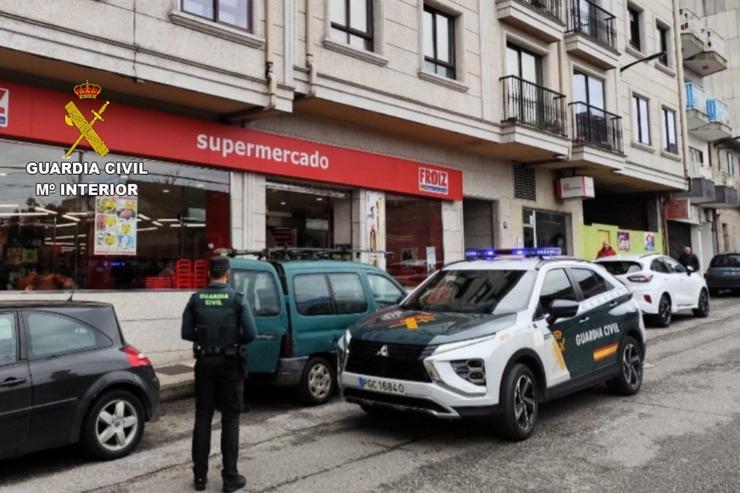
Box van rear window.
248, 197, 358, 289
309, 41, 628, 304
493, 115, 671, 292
233, 270, 281, 316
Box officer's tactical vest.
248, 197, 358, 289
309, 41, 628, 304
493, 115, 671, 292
193, 287, 242, 348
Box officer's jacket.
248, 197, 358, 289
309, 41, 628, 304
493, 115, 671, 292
181, 282, 258, 347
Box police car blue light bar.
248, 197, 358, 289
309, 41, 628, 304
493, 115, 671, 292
465, 247, 561, 260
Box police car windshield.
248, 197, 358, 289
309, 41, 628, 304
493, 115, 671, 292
402, 270, 537, 314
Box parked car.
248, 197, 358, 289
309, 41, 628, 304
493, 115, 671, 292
0, 301, 159, 461
337, 248, 647, 440
226, 256, 406, 404
705, 253, 740, 295
594, 254, 709, 327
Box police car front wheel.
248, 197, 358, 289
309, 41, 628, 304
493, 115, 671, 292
496, 363, 539, 441
606, 336, 643, 396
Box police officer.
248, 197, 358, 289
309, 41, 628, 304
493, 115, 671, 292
182, 256, 257, 492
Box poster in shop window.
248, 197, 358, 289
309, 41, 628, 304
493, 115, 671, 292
617, 231, 630, 251
94, 196, 137, 256
366, 191, 386, 269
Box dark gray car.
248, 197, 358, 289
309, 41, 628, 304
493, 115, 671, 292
706, 253, 740, 295
0, 301, 159, 461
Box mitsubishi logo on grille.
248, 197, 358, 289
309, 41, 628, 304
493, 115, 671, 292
376, 344, 390, 358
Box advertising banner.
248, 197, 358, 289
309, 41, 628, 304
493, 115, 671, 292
94, 196, 137, 256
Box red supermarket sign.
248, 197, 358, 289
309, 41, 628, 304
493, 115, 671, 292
0, 80, 462, 200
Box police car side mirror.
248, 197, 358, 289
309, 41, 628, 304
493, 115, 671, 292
546, 299, 580, 325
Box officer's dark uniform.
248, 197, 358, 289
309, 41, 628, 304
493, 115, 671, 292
181, 257, 257, 490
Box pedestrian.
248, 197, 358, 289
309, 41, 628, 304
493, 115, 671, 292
596, 241, 617, 258
677, 245, 701, 273
181, 256, 257, 492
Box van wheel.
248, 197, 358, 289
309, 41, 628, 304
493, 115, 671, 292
82, 390, 145, 460
494, 363, 538, 441
298, 357, 335, 405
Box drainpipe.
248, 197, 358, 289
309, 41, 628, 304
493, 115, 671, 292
673, 0, 690, 183
305, 0, 317, 97
264, 0, 277, 109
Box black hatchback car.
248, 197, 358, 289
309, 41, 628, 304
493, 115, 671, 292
0, 301, 159, 461
706, 253, 740, 295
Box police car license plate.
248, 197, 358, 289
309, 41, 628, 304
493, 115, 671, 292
358, 376, 406, 396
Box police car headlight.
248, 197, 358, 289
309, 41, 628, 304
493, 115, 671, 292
433, 334, 496, 355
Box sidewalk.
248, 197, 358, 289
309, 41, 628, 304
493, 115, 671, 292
155, 361, 196, 401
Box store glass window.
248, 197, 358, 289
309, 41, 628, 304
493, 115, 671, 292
523, 209, 569, 253
0, 139, 230, 291
266, 182, 351, 249
386, 194, 443, 287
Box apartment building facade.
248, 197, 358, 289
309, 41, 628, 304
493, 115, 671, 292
668, 0, 739, 268
0, 1, 688, 363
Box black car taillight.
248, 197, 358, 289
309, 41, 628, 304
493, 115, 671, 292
122, 345, 152, 367
451, 359, 486, 385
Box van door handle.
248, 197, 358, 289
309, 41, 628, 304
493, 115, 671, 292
609, 300, 619, 308
578, 316, 590, 324
0, 377, 26, 387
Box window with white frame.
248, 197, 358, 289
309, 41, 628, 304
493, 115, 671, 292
423, 6, 456, 79
330, 0, 373, 51
182, 0, 251, 31
632, 95, 650, 145
661, 107, 678, 154
656, 23, 670, 66
728, 152, 736, 176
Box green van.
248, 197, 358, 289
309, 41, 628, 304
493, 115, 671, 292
226, 256, 406, 404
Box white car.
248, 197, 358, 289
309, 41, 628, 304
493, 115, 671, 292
337, 248, 647, 440
594, 254, 709, 327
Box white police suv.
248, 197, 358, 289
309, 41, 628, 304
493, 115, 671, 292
337, 248, 646, 440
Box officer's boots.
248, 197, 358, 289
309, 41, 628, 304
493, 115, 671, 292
194, 475, 207, 491
222, 474, 247, 493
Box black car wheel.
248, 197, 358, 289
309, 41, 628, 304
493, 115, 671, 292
709, 288, 720, 297
495, 363, 538, 441
82, 390, 145, 460
298, 357, 335, 405
692, 289, 710, 318
607, 336, 643, 396
652, 294, 672, 327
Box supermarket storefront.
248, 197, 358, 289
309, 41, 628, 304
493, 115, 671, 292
0, 80, 462, 291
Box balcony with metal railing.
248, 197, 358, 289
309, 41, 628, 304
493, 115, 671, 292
496, 0, 565, 42
500, 76, 566, 136
680, 9, 727, 76
569, 102, 623, 154
564, 0, 619, 68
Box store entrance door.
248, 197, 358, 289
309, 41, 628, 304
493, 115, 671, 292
463, 199, 496, 249
266, 182, 351, 249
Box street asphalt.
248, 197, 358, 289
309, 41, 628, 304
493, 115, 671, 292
1, 297, 739, 493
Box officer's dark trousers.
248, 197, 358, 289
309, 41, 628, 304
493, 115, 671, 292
192, 357, 244, 481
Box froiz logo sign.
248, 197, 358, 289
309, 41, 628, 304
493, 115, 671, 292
0, 87, 8, 127
418, 167, 449, 195
376, 344, 390, 358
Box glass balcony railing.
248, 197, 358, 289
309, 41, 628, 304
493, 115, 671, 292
684, 82, 707, 114
707, 98, 730, 125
